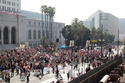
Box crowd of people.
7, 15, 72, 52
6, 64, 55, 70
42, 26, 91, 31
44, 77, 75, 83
0, 45, 116, 83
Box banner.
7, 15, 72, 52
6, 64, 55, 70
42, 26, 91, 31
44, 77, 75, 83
70, 40, 74, 47
19, 44, 25, 48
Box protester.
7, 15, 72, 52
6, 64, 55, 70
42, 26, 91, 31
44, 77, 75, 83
67, 71, 70, 81
26, 70, 30, 83
86, 64, 91, 73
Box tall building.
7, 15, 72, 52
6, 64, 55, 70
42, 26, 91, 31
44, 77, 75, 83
83, 10, 119, 40
0, 0, 21, 12
119, 19, 125, 40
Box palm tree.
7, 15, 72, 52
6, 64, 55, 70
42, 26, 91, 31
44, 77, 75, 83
48, 7, 55, 42
41, 5, 55, 44
40, 5, 48, 44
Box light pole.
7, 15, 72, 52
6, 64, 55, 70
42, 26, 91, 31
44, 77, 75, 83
117, 28, 119, 55
100, 13, 103, 57
100, 24, 103, 57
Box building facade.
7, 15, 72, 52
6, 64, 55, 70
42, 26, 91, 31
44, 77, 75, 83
83, 10, 119, 40
0, 0, 21, 12
0, 10, 65, 49
119, 19, 125, 40
21, 10, 65, 46
0, 12, 25, 49
52, 22, 65, 44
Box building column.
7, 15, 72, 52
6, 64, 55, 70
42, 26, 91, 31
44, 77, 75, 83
1, 30, 3, 45
9, 29, 11, 44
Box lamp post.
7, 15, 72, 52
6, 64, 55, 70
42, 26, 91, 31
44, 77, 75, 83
99, 13, 103, 57
100, 24, 103, 57
117, 28, 119, 55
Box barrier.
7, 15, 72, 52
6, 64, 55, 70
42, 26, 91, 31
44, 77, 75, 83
69, 56, 122, 83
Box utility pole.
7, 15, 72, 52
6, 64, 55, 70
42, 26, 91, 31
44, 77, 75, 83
100, 13, 103, 57
101, 24, 103, 57
117, 28, 119, 55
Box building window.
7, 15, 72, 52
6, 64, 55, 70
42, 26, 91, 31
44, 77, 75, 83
33, 30, 36, 39
34, 22, 36, 26
17, 4, 19, 7
38, 30, 41, 39
7, 7, 11, 12
29, 21, 31, 26
17, 9, 19, 12
42, 21, 44, 27
2, 6, 5, 11
2, 0, 6, 4
39, 22, 40, 26
2, 0, 3, 4
7, 1, 11, 5
12, 2, 15, 6
12, 8, 15, 12
0, 6, 1, 11
28, 30, 32, 40
7, 7, 9, 11
5, 7, 6, 11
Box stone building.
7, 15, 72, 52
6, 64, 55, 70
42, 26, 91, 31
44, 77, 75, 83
0, 11, 65, 49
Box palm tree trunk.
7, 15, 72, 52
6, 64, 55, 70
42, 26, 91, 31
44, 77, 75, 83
45, 13, 47, 44
50, 17, 53, 43
42, 11, 44, 44
46, 14, 49, 43
49, 16, 51, 42
47, 14, 49, 41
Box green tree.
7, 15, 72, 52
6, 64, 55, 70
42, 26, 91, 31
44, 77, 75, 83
62, 18, 90, 47
103, 32, 115, 43
41, 5, 56, 44
62, 25, 73, 45
90, 27, 115, 45
90, 27, 98, 40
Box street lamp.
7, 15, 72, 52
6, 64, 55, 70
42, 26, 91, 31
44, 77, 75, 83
117, 28, 119, 55
99, 13, 103, 57
100, 24, 103, 57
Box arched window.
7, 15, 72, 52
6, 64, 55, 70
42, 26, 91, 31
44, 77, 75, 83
0, 29, 1, 40
0, 29, 1, 44
33, 30, 36, 39
38, 30, 41, 39
43, 30, 45, 37
3, 27, 9, 44
28, 30, 31, 39
11, 27, 16, 44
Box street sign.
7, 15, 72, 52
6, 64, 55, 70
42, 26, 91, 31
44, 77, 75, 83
91, 40, 98, 43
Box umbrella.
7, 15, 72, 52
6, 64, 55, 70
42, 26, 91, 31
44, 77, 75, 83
57, 45, 69, 49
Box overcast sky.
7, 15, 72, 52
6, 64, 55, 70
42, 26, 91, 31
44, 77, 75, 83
21, 0, 125, 25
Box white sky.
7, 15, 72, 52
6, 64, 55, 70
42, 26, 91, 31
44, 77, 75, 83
21, 0, 125, 25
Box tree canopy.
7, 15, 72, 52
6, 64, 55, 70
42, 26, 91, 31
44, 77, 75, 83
90, 27, 115, 44
62, 18, 90, 47
62, 18, 115, 47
